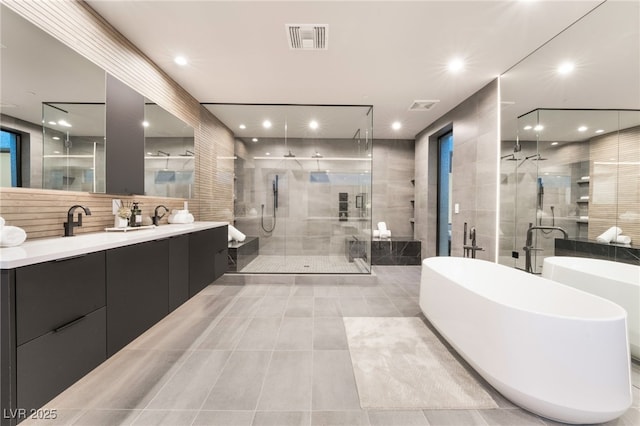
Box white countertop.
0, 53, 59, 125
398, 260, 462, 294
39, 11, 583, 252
0, 222, 228, 269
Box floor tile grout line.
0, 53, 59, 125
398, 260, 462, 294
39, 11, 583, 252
251, 286, 290, 422
189, 288, 265, 425
100, 286, 244, 425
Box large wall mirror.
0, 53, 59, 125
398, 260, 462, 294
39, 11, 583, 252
1, 4, 194, 199
144, 102, 195, 198
499, 0, 639, 269
0, 4, 105, 190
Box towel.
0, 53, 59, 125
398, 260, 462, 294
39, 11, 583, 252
375, 222, 391, 238
373, 230, 380, 238
228, 225, 246, 242
168, 209, 194, 224
0, 217, 5, 228
596, 226, 622, 243
615, 235, 631, 245
0, 225, 27, 247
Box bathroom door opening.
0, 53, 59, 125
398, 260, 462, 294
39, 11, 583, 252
437, 131, 453, 256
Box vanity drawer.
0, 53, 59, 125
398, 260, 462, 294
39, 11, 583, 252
17, 307, 106, 413
15, 251, 106, 346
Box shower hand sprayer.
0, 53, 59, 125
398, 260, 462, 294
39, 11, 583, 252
261, 175, 278, 232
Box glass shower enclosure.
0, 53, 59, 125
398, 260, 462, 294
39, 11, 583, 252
205, 104, 373, 274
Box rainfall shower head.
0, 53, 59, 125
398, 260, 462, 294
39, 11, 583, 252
523, 153, 547, 162
284, 150, 296, 158
501, 154, 520, 161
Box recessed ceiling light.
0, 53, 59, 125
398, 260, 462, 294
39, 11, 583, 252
595, 129, 604, 134
448, 58, 464, 72
309, 120, 319, 130
53, 150, 60, 154
174, 56, 188, 66
551, 142, 559, 146
391, 121, 402, 130
557, 61, 574, 75
262, 120, 272, 129
265, 152, 270, 156
48, 121, 56, 125
52, 136, 60, 140
239, 124, 246, 130
577, 126, 587, 132
142, 121, 149, 127
147, 152, 153, 155
534, 124, 544, 131
252, 138, 258, 142
57, 119, 71, 127
524, 125, 532, 130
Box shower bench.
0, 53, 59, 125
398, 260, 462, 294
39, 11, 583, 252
345, 237, 421, 265
227, 236, 259, 272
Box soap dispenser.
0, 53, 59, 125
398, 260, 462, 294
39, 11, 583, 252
130, 202, 142, 227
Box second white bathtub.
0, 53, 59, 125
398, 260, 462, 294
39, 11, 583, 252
420, 257, 632, 424
542, 256, 640, 360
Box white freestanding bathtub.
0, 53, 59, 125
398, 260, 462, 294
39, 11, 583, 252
420, 257, 631, 424
542, 256, 640, 360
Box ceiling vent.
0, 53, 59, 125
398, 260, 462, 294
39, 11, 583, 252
408, 100, 440, 111
286, 24, 328, 50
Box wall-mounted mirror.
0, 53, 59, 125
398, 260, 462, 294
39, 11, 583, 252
499, 0, 640, 268
144, 102, 195, 198
42, 103, 106, 192
0, 4, 106, 190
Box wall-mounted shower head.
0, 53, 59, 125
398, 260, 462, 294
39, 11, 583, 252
284, 150, 296, 158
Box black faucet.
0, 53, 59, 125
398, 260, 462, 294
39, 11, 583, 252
463, 226, 484, 258
153, 205, 169, 226
63, 205, 91, 237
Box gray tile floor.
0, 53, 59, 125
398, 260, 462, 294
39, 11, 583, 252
26, 266, 640, 426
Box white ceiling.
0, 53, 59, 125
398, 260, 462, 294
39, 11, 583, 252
83, 0, 607, 140
3, 1, 638, 142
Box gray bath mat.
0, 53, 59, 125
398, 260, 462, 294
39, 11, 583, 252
343, 317, 498, 409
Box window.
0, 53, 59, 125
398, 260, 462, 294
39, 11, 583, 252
0, 129, 21, 187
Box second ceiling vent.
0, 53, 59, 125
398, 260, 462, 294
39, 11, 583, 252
286, 24, 328, 50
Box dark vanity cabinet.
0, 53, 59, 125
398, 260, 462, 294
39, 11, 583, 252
168, 234, 189, 312
188, 226, 228, 297
0, 225, 227, 425
106, 239, 169, 356
14, 252, 107, 416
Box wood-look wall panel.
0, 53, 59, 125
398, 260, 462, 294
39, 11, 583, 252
0, 188, 188, 240
2, 0, 235, 234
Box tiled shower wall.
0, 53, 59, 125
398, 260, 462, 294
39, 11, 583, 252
233, 138, 414, 257
414, 79, 500, 261
2, 0, 234, 230
372, 139, 415, 238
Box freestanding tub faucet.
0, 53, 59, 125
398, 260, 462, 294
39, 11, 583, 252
523, 224, 568, 273
64, 205, 91, 237
463, 226, 484, 258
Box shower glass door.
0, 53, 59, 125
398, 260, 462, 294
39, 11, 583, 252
206, 103, 373, 274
